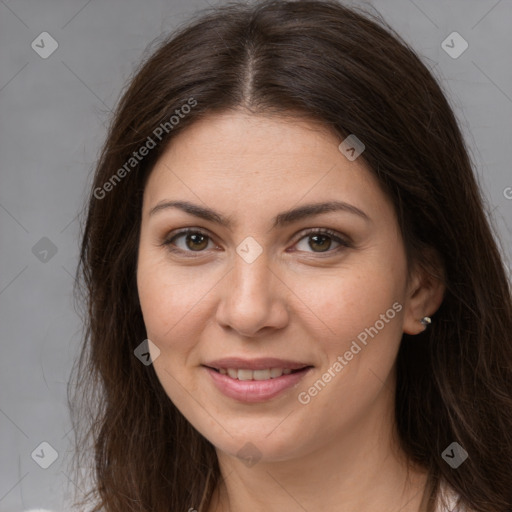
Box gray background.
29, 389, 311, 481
0, 0, 511, 510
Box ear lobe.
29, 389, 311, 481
402, 257, 445, 335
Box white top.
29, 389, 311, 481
436, 481, 468, 512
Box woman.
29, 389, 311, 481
68, 1, 512, 511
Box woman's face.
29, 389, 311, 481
137, 110, 426, 462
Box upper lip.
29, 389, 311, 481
203, 357, 312, 371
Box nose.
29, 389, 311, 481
215, 249, 289, 337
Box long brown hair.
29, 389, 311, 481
68, 1, 512, 510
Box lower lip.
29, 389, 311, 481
204, 366, 312, 403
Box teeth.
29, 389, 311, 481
219, 367, 296, 380
253, 369, 271, 380
238, 369, 253, 381
270, 368, 283, 378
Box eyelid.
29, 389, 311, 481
161, 226, 352, 257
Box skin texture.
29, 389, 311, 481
136, 110, 445, 512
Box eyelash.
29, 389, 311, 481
160, 227, 352, 258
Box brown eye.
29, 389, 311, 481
307, 234, 333, 252
163, 229, 214, 254
183, 232, 209, 251
294, 229, 350, 254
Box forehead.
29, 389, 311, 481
142, 110, 391, 223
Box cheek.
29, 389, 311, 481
137, 248, 212, 344
136, 258, 202, 401
290, 249, 407, 386
291, 270, 405, 420
294, 265, 405, 342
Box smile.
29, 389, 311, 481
203, 365, 313, 402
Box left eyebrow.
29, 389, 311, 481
148, 200, 371, 229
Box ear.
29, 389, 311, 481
402, 252, 445, 335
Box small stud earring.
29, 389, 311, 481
420, 316, 432, 326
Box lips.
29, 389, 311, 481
202, 357, 314, 402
